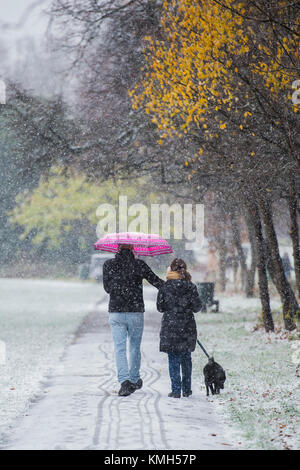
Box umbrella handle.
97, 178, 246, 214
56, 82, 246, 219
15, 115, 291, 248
197, 339, 210, 359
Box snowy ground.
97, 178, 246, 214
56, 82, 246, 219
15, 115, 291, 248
0, 279, 299, 450
0, 281, 234, 450
0, 279, 102, 438
194, 295, 300, 450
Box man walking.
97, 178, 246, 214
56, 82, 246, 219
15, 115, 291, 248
103, 244, 164, 396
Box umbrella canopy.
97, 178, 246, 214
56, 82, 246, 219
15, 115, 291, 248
94, 232, 173, 256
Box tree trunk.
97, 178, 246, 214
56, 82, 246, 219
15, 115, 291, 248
232, 251, 239, 292
288, 177, 300, 298
245, 211, 258, 298
215, 206, 227, 292
230, 212, 247, 292
230, 212, 255, 296
218, 236, 227, 292
248, 204, 274, 332
258, 198, 297, 331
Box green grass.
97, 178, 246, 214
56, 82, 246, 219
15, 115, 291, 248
194, 295, 300, 450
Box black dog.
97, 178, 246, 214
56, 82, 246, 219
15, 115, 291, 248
203, 357, 226, 396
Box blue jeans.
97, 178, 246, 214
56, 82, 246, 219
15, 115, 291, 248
168, 352, 192, 394
109, 312, 144, 384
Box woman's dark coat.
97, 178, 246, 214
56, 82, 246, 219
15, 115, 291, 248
103, 249, 163, 312
157, 279, 202, 353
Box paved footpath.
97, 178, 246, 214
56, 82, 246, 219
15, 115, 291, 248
3, 288, 235, 450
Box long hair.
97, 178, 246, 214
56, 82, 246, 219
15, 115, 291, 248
170, 258, 191, 281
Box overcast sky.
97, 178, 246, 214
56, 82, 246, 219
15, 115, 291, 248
0, 0, 50, 39
0, 1, 73, 97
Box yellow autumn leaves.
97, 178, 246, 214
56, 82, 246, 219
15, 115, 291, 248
130, 0, 299, 142
10, 168, 169, 248
131, 0, 245, 138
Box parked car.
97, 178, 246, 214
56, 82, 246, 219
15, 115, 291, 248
89, 253, 114, 282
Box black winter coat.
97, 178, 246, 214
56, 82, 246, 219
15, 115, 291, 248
157, 279, 202, 353
103, 249, 164, 312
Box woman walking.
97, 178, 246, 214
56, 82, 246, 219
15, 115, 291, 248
157, 259, 202, 398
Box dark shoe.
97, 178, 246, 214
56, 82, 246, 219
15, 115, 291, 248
182, 391, 192, 397
168, 392, 181, 398
131, 378, 143, 391
118, 380, 134, 396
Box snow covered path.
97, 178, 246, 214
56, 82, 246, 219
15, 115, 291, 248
2, 289, 234, 450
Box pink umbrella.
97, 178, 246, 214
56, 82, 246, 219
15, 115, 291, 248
94, 232, 173, 256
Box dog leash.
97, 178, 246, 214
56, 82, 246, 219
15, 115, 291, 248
196, 339, 210, 359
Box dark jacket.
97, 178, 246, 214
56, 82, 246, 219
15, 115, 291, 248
103, 249, 164, 312
157, 279, 202, 353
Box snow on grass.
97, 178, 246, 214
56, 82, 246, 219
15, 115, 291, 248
194, 294, 300, 450
1, 280, 299, 450
0, 279, 102, 437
